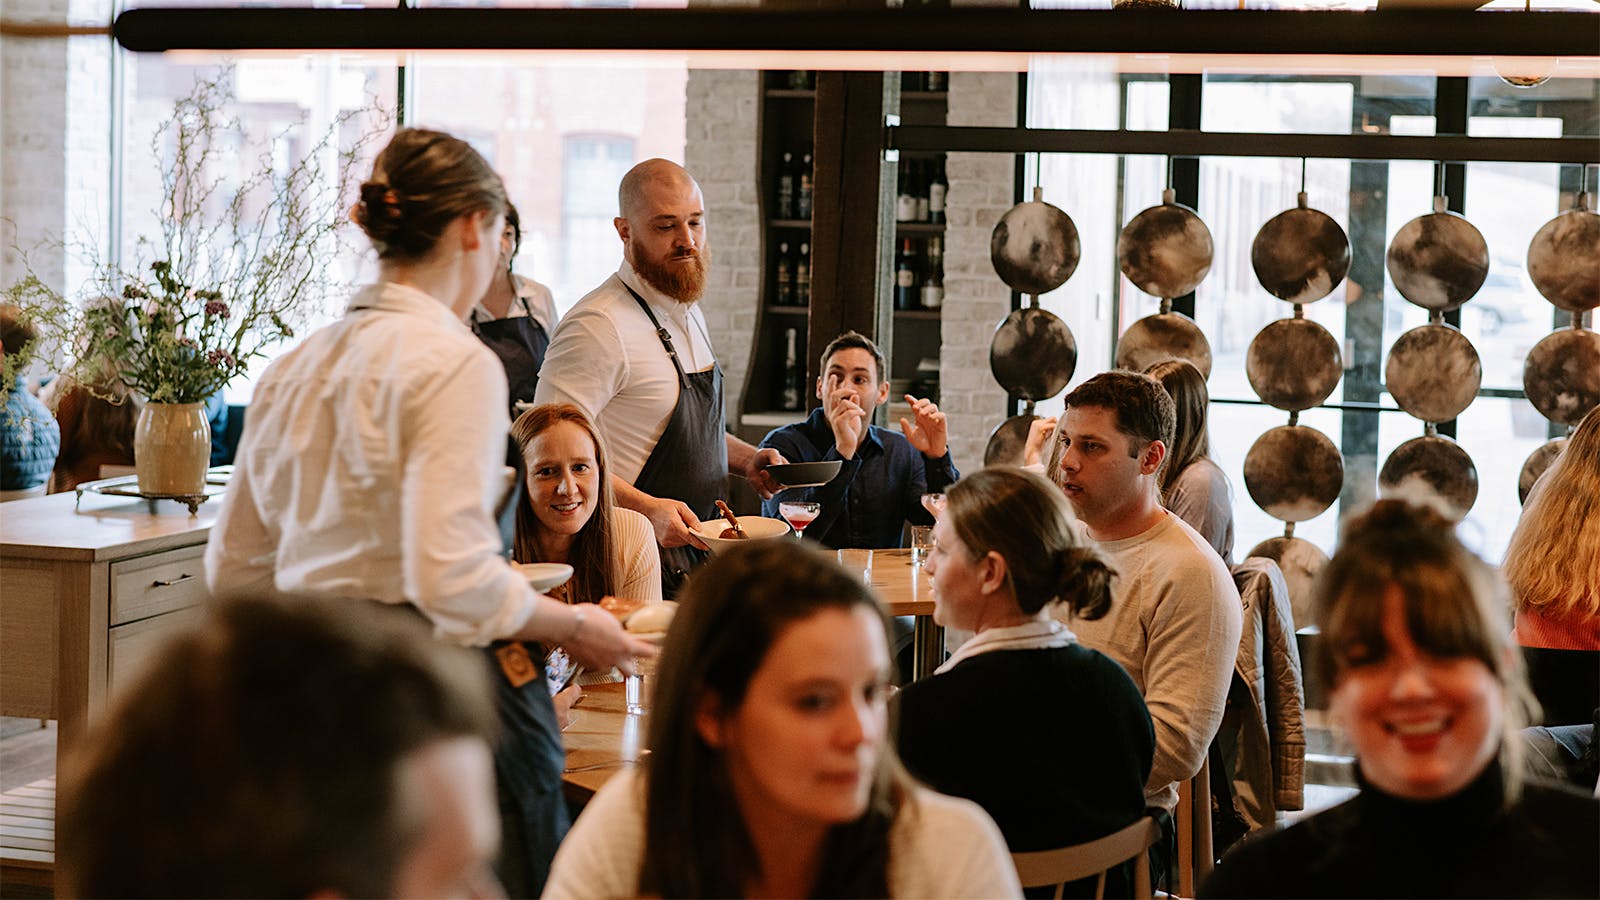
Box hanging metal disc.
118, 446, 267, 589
1243, 425, 1343, 523
1117, 199, 1214, 299
1518, 437, 1568, 505
1114, 311, 1212, 379
1523, 328, 1600, 426
989, 308, 1078, 401
984, 414, 1043, 468
1385, 209, 1489, 312
1246, 535, 1330, 630
1246, 317, 1343, 412
1251, 203, 1351, 305
1384, 323, 1482, 424
1379, 434, 1479, 522
989, 200, 1082, 295
1527, 205, 1600, 313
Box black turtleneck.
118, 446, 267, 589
1199, 759, 1599, 898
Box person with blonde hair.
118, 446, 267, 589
897, 467, 1154, 897
1502, 404, 1600, 725
1200, 500, 1599, 898
1145, 358, 1234, 565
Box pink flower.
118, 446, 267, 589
207, 348, 235, 368
204, 300, 230, 318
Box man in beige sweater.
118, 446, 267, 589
1052, 371, 1242, 820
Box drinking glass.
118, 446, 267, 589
779, 500, 822, 540
920, 492, 947, 519
910, 524, 933, 567
625, 654, 658, 716
837, 548, 873, 584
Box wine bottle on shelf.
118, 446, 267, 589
796, 242, 812, 306
797, 153, 814, 220
924, 71, 946, 92
895, 159, 917, 223
920, 236, 944, 310
776, 241, 795, 306
787, 70, 812, 91
928, 156, 948, 225
777, 151, 796, 220
780, 328, 802, 412
895, 237, 918, 311
915, 159, 931, 223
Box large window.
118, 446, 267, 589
1024, 64, 1597, 562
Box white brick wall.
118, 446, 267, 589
684, 69, 761, 425
942, 71, 1018, 472
1, 0, 113, 300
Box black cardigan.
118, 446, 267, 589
1199, 761, 1600, 899
894, 645, 1155, 853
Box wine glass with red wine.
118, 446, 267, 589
778, 500, 822, 540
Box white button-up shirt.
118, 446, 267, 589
534, 261, 716, 484
205, 282, 540, 646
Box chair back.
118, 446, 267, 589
1175, 753, 1214, 897
1010, 815, 1161, 900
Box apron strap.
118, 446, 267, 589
623, 283, 689, 386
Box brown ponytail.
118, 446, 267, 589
351, 128, 506, 260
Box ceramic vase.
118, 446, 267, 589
133, 401, 210, 495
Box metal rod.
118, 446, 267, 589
889, 125, 1599, 165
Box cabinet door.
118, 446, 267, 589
110, 545, 208, 626
108, 607, 204, 701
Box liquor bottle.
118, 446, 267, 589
895, 159, 917, 223
776, 241, 795, 306
780, 328, 802, 412
787, 70, 812, 91
920, 236, 944, 310
928, 156, 948, 225
895, 237, 918, 311
914, 159, 931, 223
924, 71, 946, 92
777, 152, 795, 220
797, 153, 814, 220
796, 242, 812, 306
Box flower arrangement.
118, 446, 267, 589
4, 73, 390, 406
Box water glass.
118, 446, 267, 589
625, 655, 657, 715
837, 548, 873, 584
910, 525, 933, 567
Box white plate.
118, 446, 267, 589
514, 562, 575, 593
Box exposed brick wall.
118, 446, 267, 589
1, 0, 113, 308
941, 71, 1018, 473
685, 69, 762, 425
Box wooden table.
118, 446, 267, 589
560, 682, 644, 805
862, 548, 945, 680
0, 489, 218, 883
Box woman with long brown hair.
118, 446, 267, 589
1201, 500, 1598, 898
1145, 358, 1234, 564
545, 540, 1021, 899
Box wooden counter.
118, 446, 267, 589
1, 490, 217, 754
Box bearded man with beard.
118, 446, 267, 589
536, 159, 784, 594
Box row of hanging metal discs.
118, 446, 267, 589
981, 185, 1218, 465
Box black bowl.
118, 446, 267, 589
765, 460, 843, 488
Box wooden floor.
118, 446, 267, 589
0, 777, 53, 898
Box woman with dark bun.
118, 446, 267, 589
896, 466, 1155, 898
205, 128, 654, 897
1200, 500, 1600, 899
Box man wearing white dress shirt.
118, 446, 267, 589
535, 159, 782, 590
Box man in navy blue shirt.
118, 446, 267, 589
759, 331, 957, 549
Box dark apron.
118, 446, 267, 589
472, 295, 550, 555
624, 285, 727, 597
485, 640, 567, 899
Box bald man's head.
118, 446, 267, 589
614, 159, 709, 303
618, 159, 698, 221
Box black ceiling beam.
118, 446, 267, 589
112, 8, 1598, 57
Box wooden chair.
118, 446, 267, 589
1174, 753, 1214, 897
1011, 815, 1162, 900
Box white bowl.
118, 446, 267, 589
513, 562, 575, 593
692, 515, 791, 552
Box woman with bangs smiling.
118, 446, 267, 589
1200, 500, 1598, 899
